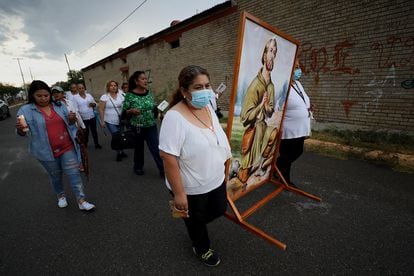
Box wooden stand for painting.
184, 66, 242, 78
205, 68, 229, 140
224, 11, 321, 250
225, 163, 321, 250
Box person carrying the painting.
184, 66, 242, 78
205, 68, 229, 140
276, 59, 313, 188
159, 65, 231, 267
237, 37, 278, 188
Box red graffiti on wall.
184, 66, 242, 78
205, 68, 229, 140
371, 35, 414, 70
341, 80, 358, 117
298, 39, 360, 81
332, 40, 360, 74
310, 47, 329, 73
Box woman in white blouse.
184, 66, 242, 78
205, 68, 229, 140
276, 59, 313, 188
99, 80, 126, 161
159, 65, 231, 267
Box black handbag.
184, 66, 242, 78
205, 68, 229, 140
108, 96, 137, 150
111, 127, 137, 150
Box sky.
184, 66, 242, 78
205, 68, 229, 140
0, 0, 227, 87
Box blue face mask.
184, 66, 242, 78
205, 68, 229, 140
189, 89, 213, 109
293, 68, 302, 80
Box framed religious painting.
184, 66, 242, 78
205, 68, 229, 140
226, 12, 299, 200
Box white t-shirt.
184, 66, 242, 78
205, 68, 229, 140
61, 98, 85, 129
72, 93, 96, 120
65, 91, 77, 102
99, 93, 125, 125
159, 105, 232, 195
282, 80, 311, 139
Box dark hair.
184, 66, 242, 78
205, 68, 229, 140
128, 70, 146, 91
261, 38, 277, 65
27, 80, 52, 104
121, 82, 128, 88
170, 65, 210, 106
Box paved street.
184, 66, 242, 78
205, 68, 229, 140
1, 105, 413, 275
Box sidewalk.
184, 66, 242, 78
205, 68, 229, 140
305, 138, 414, 172
219, 121, 414, 172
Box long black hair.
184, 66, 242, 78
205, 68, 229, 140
27, 80, 52, 104
128, 70, 146, 92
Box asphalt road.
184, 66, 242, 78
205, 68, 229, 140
1, 105, 413, 275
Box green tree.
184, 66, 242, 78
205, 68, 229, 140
0, 82, 21, 98
51, 81, 69, 91
67, 70, 84, 85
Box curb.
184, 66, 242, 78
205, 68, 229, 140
305, 139, 414, 172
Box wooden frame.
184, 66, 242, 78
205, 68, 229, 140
225, 11, 321, 250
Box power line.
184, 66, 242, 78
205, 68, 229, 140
77, 0, 148, 55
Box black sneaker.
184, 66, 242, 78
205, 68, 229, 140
120, 152, 128, 158
116, 153, 122, 162
193, 247, 221, 267
134, 168, 144, 175
95, 144, 102, 149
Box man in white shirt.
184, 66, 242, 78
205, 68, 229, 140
65, 83, 78, 102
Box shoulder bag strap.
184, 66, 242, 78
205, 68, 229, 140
108, 96, 120, 116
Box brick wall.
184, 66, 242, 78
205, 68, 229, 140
83, 58, 128, 96
83, 0, 414, 133
237, 0, 414, 133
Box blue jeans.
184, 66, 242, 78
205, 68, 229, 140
105, 122, 120, 135
133, 125, 164, 173
105, 122, 124, 153
39, 149, 85, 200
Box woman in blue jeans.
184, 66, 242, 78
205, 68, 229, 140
123, 71, 164, 176
98, 80, 127, 161
16, 80, 95, 211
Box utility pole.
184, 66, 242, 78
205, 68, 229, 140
64, 53, 71, 72
13, 57, 27, 93
29, 67, 34, 81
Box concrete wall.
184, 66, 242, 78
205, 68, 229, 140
83, 0, 414, 133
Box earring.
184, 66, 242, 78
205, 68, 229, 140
183, 95, 186, 99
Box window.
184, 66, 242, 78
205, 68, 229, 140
170, 39, 180, 49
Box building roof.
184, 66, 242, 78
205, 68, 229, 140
82, 1, 235, 72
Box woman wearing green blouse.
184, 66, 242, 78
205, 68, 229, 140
123, 71, 164, 176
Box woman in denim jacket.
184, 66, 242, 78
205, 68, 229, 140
16, 80, 95, 211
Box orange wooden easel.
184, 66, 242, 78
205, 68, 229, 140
225, 157, 321, 250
